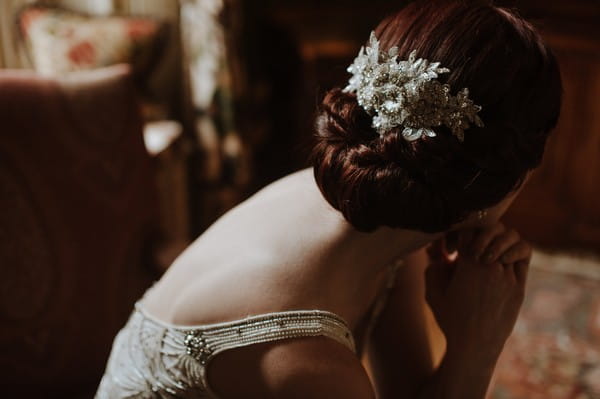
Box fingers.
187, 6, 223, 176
425, 256, 455, 300
456, 229, 476, 255
499, 240, 532, 265
427, 238, 456, 265
425, 262, 447, 306
426, 239, 446, 264
512, 255, 531, 285
468, 223, 505, 260
424, 264, 438, 304
445, 231, 460, 254
482, 229, 521, 264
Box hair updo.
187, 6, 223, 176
311, 1, 562, 233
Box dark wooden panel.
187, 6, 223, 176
504, 33, 600, 252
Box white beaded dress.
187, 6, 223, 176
95, 260, 401, 398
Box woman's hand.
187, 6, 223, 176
469, 223, 532, 267
425, 224, 531, 363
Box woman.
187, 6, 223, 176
96, 1, 561, 398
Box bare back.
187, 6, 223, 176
141, 167, 390, 335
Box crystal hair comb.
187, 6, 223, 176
343, 32, 484, 142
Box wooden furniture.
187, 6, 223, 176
143, 119, 192, 270
0, 65, 160, 398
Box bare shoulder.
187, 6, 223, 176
208, 335, 375, 399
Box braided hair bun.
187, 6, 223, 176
311, 2, 561, 233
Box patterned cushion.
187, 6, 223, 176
17, 5, 164, 79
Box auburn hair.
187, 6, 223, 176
311, 0, 562, 233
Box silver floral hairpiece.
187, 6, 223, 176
343, 32, 484, 142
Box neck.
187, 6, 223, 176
325, 205, 440, 276
298, 167, 441, 322
302, 166, 440, 271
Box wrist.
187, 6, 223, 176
420, 347, 499, 399
444, 343, 501, 377
444, 330, 506, 364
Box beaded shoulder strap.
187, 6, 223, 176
134, 304, 356, 394
179, 309, 356, 365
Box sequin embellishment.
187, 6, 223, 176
343, 31, 484, 141
184, 331, 213, 364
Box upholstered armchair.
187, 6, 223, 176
0, 65, 161, 398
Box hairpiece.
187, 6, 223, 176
343, 32, 484, 142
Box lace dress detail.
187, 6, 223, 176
95, 300, 355, 398
95, 258, 402, 398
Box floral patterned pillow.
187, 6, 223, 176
17, 5, 164, 79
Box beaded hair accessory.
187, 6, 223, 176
343, 32, 484, 142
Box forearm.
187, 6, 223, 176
415, 347, 499, 399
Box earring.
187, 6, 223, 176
477, 210, 488, 220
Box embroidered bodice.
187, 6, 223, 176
95, 302, 355, 398
95, 259, 402, 398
